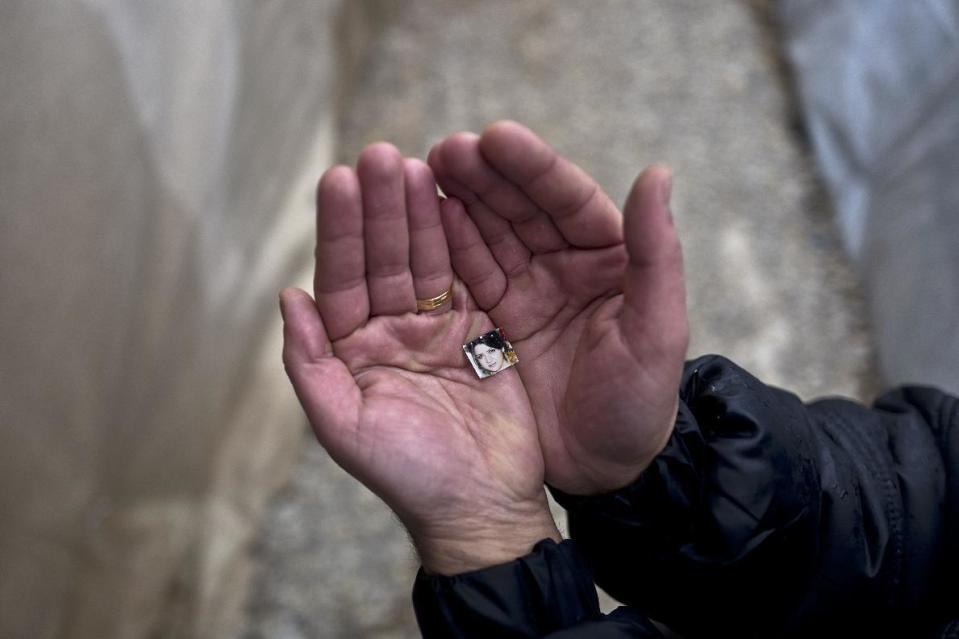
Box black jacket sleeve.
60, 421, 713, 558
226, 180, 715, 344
552, 355, 959, 637
412, 539, 663, 638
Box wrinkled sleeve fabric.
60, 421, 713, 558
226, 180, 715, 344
552, 355, 959, 637
412, 539, 663, 638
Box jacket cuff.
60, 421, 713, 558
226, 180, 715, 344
548, 355, 824, 636
412, 539, 600, 639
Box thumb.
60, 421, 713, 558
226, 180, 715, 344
280, 287, 335, 368
619, 165, 689, 362
279, 287, 361, 456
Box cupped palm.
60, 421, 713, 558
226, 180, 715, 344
430, 122, 689, 495
281, 147, 557, 573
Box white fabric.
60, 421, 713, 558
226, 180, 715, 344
780, 0, 959, 393
0, 2, 342, 637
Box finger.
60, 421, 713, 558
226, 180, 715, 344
428, 142, 473, 202
432, 133, 566, 253
479, 120, 623, 248
619, 165, 689, 360
461, 198, 531, 278
357, 143, 416, 316
314, 165, 369, 341
404, 158, 453, 309
279, 288, 362, 457
439, 197, 507, 311
429, 143, 531, 277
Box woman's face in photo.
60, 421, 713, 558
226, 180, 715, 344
473, 343, 505, 373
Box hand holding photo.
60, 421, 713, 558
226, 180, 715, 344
463, 328, 519, 379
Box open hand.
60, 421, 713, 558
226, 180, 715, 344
280, 144, 559, 574
429, 122, 689, 495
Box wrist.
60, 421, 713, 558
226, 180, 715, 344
413, 500, 561, 575
561, 398, 677, 496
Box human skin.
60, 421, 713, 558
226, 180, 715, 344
473, 342, 505, 373
279, 145, 560, 575
429, 121, 689, 496
281, 124, 688, 574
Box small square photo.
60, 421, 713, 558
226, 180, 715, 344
463, 328, 519, 379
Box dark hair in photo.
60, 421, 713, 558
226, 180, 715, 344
472, 329, 507, 352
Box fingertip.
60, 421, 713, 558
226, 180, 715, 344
622, 165, 683, 272
477, 121, 561, 199
442, 131, 481, 154
428, 143, 460, 200
278, 286, 296, 311
357, 141, 403, 179
437, 133, 482, 176
447, 131, 481, 145
403, 156, 429, 171
481, 119, 530, 141
637, 164, 673, 208
317, 165, 358, 198
279, 287, 315, 322
361, 141, 402, 157
627, 164, 674, 222
279, 285, 309, 299
641, 162, 671, 181
316, 167, 361, 231
403, 157, 434, 183
479, 120, 543, 160
426, 143, 443, 172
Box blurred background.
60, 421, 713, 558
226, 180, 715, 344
1, 1, 956, 638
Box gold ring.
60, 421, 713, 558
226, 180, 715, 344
416, 285, 452, 311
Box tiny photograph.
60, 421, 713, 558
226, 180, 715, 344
463, 328, 519, 379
